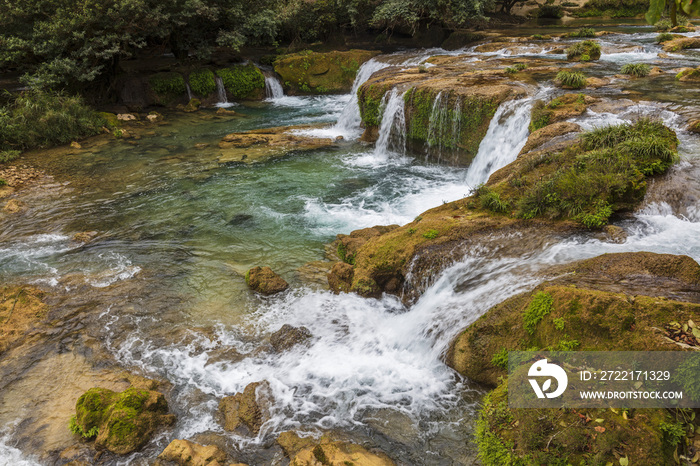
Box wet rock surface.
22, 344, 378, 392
219, 381, 274, 436
270, 324, 312, 352
245, 266, 289, 295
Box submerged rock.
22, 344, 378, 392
273, 50, 380, 95
72, 231, 99, 243
183, 98, 202, 113
157, 439, 228, 466
270, 324, 312, 352
663, 36, 700, 52
219, 381, 274, 436
245, 266, 289, 295
71, 386, 175, 455
449, 252, 700, 465
277, 431, 395, 466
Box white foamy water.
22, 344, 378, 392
0, 436, 40, 466
264, 76, 284, 100
373, 88, 408, 158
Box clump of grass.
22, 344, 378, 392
505, 63, 528, 74
556, 70, 587, 89
491, 348, 509, 369
422, 229, 439, 239
656, 32, 674, 43
477, 186, 510, 213
620, 63, 651, 77
569, 27, 596, 38
523, 292, 553, 334
654, 19, 672, 31
566, 40, 601, 61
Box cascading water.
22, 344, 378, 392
464, 93, 539, 188
185, 82, 194, 101
264, 76, 284, 100
333, 58, 391, 137
214, 76, 233, 108
425, 91, 449, 160
373, 88, 408, 158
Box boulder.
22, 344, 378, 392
270, 324, 312, 352
520, 121, 581, 154
219, 381, 273, 436
273, 50, 380, 95
277, 432, 395, 466
72, 231, 99, 243
158, 439, 227, 466
688, 120, 700, 133
663, 36, 700, 52
676, 66, 700, 82
245, 266, 289, 295
528, 93, 596, 132
71, 387, 175, 455
183, 98, 201, 113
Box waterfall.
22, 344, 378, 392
425, 92, 451, 161
374, 88, 407, 157
185, 83, 193, 100
464, 96, 535, 188
215, 77, 233, 108
265, 76, 284, 100
334, 59, 391, 137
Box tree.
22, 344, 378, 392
646, 0, 700, 26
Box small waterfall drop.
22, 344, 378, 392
214, 77, 233, 108
185, 82, 194, 100
464, 96, 536, 188
334, 59, 391, 137
374, 88, 407, 157
265, 75, 284, 100
425, 92, 451, 160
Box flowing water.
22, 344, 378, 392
264, 76, 285, 101
2, 25, 700, 465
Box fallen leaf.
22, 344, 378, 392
595, 426, 606, 433
620, 456, 629, 466
595, 418, 605, 423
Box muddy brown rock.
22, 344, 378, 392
245, 266, 289, 295
219, 381, 273, 436
270, 324, 312, 352
158, 439, 228, 466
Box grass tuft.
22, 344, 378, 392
555, 70, 587, 89
620, 63, 650, 77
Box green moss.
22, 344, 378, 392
216, 64, 265, 100
313, 444, 330, 464
358, 84, 387, 128
568, 27, 596, 38
74, 387, 115, 434
566, 40, 601, 61
0, 150, 20, 164
523, 291, 553, 334
338, 242, 356, 265
149, 72, 186, 102
676, 354, 700, 402
491, 348, 509, 369
656, 32, 674, 43
188, 69, 216, 97
553, 317, 565, 330
422, 229, 439, 239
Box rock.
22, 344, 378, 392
585, 76, 610, 88
147, 112, 163, 123
277, 431, 316, 458
688, 120, 700, 133
528, 93, 596, 132
72, 231, 98, 243
649, 66, 665, 76
215, 108, 237, 116
158, 439, 227, 466
194, 143, 210, 150
70, 141, 82, 149
270, 324, 312, 352
218, 125, 337, 164
3, 198, 23, 213
601, 224, 627, 244
288, 436, 395, 466
0, 285, 48, 354
71, 387, 175, 455
520, 121, 582, 154
327, 262, 354, 294
117, 113, 137, 121
184, 98, 202, 113
273, 50, 380, 95
245, 266, 289, 295
677, 66, 700, 82
663, 36, 700, 52
219, 381, 273, 435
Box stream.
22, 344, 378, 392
1, 22, 700, 465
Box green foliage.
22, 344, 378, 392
69, 415, 99, 439
0, 91, 104, 152
491, 348, 509, 369
422, 229, 439, 239
566, 40, 601, 61
557, 338, 580, 350
647, 0, 700, 26
505, 63, 528, 74
148, 72, 186, 99
188, 69, 217, 97
337, 242, 356, 265
523, 292, 553, 334
0, 179, 6, 186
621, 63, 651, 77
569, 27, 596, 38
659, 421, 685, 447
676, 354, 700, 402
555, 70, 587, 89
535, 4, 563, 17
528, 101, 551, 133
655, 18, 673, 30
553, 317, 565, 330
574, 0, 649, 17
478, 186, 510, 213
656, 32, 674, 42
216, 64, 265, 100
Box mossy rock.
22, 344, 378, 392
215, 64, 265, 101
219, 381, 273, 435
273, 49, 380, 95
188, 68, 217, 97
98, 112, 121, 129
459, 252, 700, 465
676, 67, 700, 82
566, 40, 601, 61
148, 72, 187, 105
528, 93, 594, 133
245, 266, 289, 295
278, 431, 395, 465
71, 387, 175, 455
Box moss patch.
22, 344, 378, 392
216, 64, 265, 100
188, 68, 217, 97
148, 72, 187, 105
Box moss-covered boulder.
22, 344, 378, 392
188, 69, 217, 97
70, 386, 175, 455
689, 120, 700, 134
245, 266, 289, 295
662, 36, 700, 52
273, 50, 380, 95
528, 93, 595, 133
448, 252, 700, 465
148, 72, 188, 106
327, 120, 679, 299
277, 431, 395, 466
215, 64, 265, 101
676, 66, 700, 82
219, 381, 273, 436
566, 40, 602, 61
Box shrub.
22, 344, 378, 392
0, 91, 104, 153
569, 27, 596, 38
556, 70, 587, 88
659, 421, 685, 447
535, 4, 563, 17
574, 0, 649, 18
148, 72, 186, 97
656, 32, 674, 43
655, 19, 672, 31
216, 64, 265, 100
188, 69, 217, 97
566, 40, 601, 61
478, 186, 510, 213
620, 63, 650, 77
